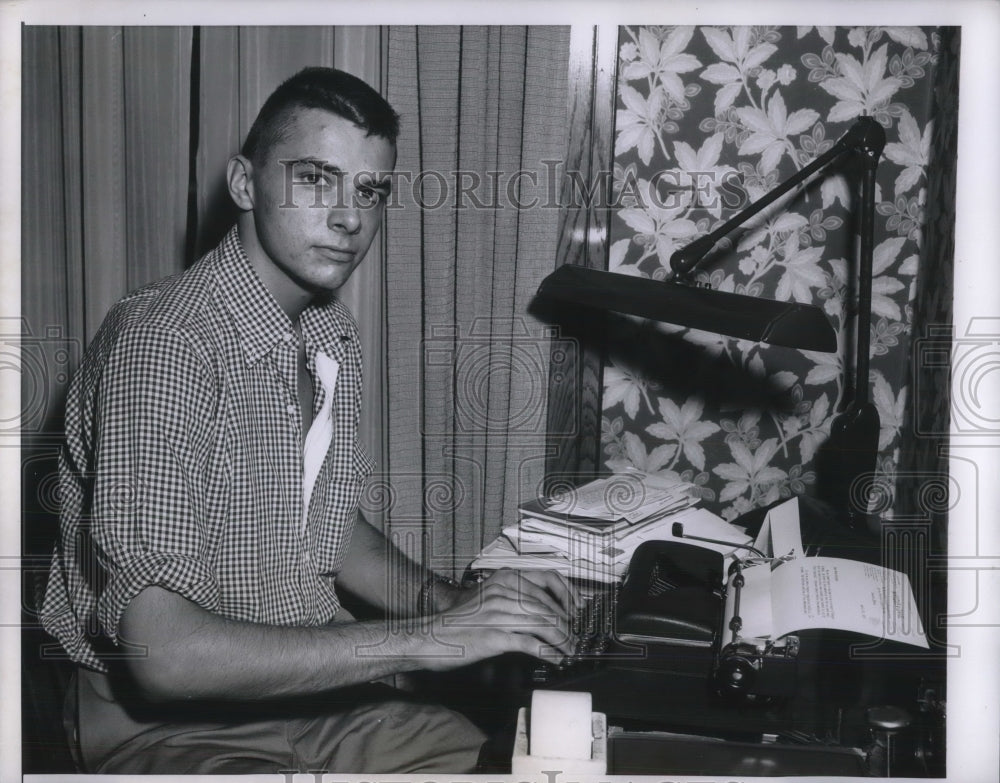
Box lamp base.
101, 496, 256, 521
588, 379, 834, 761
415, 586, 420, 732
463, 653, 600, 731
817, 401, 881, 531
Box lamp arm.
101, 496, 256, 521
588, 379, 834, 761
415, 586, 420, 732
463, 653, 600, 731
669, 116, 886, 280
854, 128, 884, 405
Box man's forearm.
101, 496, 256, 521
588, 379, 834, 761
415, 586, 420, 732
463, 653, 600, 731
119, 564, 580, 704
119, 585, 436, 702
335, 515, 443, 617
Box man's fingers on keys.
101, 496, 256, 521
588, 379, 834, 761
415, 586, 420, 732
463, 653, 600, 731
487, 569, 575, 617
484, 590, 564, 627
489, 577, 569, 622
517, 569, 580, 613
509, 629, 575, 660
518, 598, 576, 656
481, 594, 575, 653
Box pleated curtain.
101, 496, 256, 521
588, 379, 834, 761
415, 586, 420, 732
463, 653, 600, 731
382, 27, 571, 573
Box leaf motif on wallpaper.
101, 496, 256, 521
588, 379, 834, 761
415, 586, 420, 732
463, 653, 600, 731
771, 370, 799, 391
803, 347, 843, 386
796, 26, 837, 46
608, 237, 643, 278
799, 391, 832, 463
819, 255, 850, 318
603, 360, 653, 420
801, 44, 840, 84
616, 85, 665, 166
618, 181, 698, 267
737, 210, 809, 255
606, 430, 678, 475
883, 27, 929, 50
712, 437, 788, 504
884, 111, 931, 195
722, 410, 763, 451
701, 62, 744, 115
819, 44, 904, 122
820, 173, 852, 210
871, 236, 909, 321
621, 27, 702, 101
872, 318, 907, 357
701, 26, 777, 72
897, 253, 919, 305
878, 191, 925, 244
735, 93, 820, 174
754, 65, 798, 94
645, 396, 721, 471
747, 350, 769, 379
672, 133, 736, 217
872, 369, 907, 450
806, 207, 843, 243
775, 239, 826, 303
700, 27, 780, 116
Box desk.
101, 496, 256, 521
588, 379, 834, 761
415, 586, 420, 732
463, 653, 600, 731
467, 496, 946, 776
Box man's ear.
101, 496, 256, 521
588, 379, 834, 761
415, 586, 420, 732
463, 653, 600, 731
227, 155, 255, 211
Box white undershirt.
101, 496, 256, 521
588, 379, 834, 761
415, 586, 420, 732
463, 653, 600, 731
302, 351, 339, 533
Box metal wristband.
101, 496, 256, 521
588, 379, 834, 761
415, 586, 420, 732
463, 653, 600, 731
417, 573, 461, 616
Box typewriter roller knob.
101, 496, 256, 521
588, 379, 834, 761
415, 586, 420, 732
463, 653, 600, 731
715, 653, 757, 694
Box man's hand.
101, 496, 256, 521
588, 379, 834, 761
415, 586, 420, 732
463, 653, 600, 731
418, 569, 581, 669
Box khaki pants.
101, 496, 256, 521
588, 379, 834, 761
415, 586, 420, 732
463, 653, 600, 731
69, 667, 486, 774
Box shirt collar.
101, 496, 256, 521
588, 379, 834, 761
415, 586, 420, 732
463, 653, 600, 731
213, 227, 357, 366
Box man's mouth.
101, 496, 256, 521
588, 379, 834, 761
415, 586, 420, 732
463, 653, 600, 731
316, 246, 355, 263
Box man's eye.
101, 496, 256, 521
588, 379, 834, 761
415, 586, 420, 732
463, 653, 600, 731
356, 189, 382, 207
297, 170, 324, 185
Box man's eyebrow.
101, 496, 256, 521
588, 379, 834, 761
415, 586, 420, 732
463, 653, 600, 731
291, 159, 393, 192
290, 158, 345, 177
358, 174, 394, 193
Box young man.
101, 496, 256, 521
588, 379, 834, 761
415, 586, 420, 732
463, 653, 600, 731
41, 67, 576, 774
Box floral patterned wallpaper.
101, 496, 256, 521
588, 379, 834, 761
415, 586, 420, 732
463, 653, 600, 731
601, 26, 956, 523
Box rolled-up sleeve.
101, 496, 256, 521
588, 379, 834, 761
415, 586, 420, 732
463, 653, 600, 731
89, 324, 222, 644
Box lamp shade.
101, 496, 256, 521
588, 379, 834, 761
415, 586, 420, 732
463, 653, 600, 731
537, 264, 837, 353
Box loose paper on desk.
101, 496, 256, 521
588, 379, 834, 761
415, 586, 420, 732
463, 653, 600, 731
539, 472, 694, 524
730, 557, 928, 648
753, 497, 804, 559
470, 536, 623, 584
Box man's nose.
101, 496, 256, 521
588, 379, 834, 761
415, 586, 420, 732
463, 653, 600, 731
328, 201, 362, 234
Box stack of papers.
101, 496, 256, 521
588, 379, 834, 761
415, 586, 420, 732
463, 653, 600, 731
470, 472, 753, 583
519, 471, 694, 528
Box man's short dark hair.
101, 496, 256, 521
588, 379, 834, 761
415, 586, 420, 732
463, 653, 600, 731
241, 67, 400, 164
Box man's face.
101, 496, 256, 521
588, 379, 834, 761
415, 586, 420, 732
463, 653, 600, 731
248, 108, 396, 297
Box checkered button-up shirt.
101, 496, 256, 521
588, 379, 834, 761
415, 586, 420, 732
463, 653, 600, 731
41, 228, 375, 672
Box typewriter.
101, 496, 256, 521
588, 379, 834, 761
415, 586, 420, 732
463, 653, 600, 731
518, 516, 945, 777
533, 539, 798, 703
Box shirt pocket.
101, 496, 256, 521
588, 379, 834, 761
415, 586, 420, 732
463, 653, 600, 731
310, 441, 376, 575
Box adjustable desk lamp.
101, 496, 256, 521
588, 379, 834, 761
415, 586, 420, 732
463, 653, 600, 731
537, 116, 887, 528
